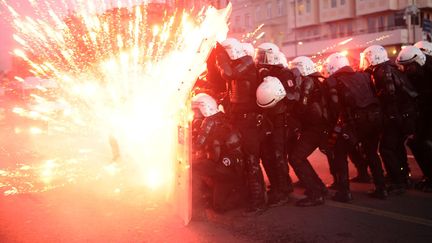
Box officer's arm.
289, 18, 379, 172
324, 77, 341, 126
300, 76, 314, 106
376, 66, 399, 118
193, 118, 215, 149
231, 56, 255, 78
214, 43, 235, 80
206, 48, 229, 93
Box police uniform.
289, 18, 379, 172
192, 112, 246, 213
326, 66, 387, 201
213, 48, 267, 212
368, 61, 417, 191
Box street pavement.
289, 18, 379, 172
0, 119, 432, 243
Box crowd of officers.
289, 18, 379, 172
190, 38, 432, 216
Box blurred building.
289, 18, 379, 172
230, 0, 432, 60
173, 0, 229, 9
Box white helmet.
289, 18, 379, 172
360, 45, 389, 70
325, 52, 350, 76
414, 41, 432, 56
242, 43, 255, 57
290, 56, 317, 76
396, 46, 426, 66
256, 76, 286, 108
191, 93, 219, 117
254, 42, 282, 65
279, 52, 289, 68
221, 38, 247, 60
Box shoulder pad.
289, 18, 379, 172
325, 76, 338, 87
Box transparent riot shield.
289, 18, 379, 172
175, 100, 192, 226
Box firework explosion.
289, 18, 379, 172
0, 0, 231, 196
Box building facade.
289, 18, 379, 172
229, 0, 432, 61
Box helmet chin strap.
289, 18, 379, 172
398, 54, 418, 64
257, 98, 276, 108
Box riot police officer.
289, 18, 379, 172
212, 38, 267, 213
414, 40, 432, 65
397, 45, 432, 192
287, 56, 328, 206
191, 93, 246, 213
257, 56, 327, 207
360, 45, 418, 193
320, 63, 371, 187
324, 52, 387, 202
254, 43, 294, 207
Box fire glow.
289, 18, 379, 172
0, 1, 231, 195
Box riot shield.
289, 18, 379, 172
175, 100, 193, 226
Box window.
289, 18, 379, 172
277, 0, 283, 16
339, 24, 346, 37
266, 2, 272, 19
298, 0, 305, 15
235, 15, 240, 28
323, 0, 329, 9
394, 10, 406, 26
378, 16, 385, 31
387, 14, 395, 28
331, 0, 337, 8
347, 22, 353, 34
244, 13, 250, 28
306, 0, 311, 13
255, 5, 261, 21
330, 24, 338, 38
367, 17, 377, 33
340, 0, 346, 5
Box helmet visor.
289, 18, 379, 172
255, 49, 269, 64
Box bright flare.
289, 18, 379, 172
1, 1, 231, 195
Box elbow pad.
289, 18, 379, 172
232, 57, 254, 78
329, 88, 339, 104
216, 53, 234, 80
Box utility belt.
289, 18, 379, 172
348, 105, 381, 123
386, 111, 417, 120
231, 112, 265, 126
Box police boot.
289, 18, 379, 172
332, 191, 353, 203
350, 172, 372, 183
415, 178, 432, 193
368, 187, 388, 199
387, 183, 406, 195
331, 174, 353, 203
327, 175, 338, 190
243, 156, 267, 216
295, 195, 325, 207
267, 159, 291, 207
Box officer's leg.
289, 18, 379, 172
235, 119, 266, 213
289, 129, 326, 206
260, 134, 278, 194
379, 123, 405, 187
409, 114, 432, 191
397, 141, 411, 180
348, 147, 370, 182
332, 137, 352, 202
363, 132, 388, 199
192, 159, 215, 220
269, 120, 292, 204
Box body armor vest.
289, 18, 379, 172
336, 72, 379, 109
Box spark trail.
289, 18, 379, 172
0, 0, 231, 196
